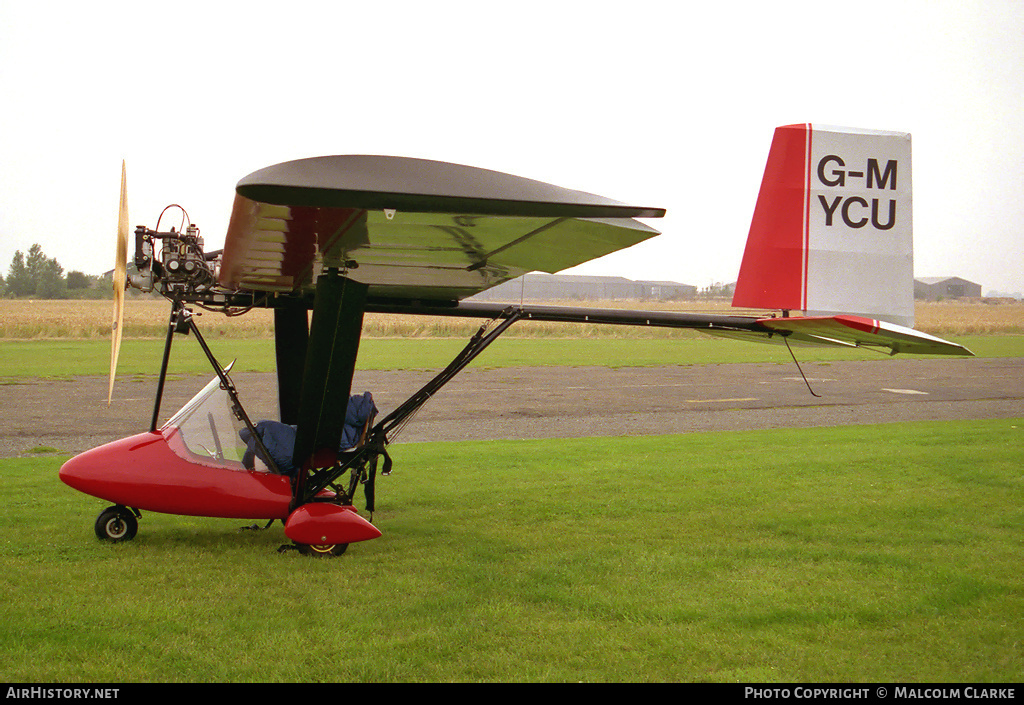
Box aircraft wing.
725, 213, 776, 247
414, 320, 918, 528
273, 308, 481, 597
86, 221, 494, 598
219, 155, 664, 300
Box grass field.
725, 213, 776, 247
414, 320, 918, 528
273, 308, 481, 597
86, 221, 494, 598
2, 298, 1021, 682
2, 419, 1021, 682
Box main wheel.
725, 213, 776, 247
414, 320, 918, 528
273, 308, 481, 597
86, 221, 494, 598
296, 543, 348, 558
94, 506, 138, 543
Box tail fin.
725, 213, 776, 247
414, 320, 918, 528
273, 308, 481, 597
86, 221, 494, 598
732, 124, 914, 328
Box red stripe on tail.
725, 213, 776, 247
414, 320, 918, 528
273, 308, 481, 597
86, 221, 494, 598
732, 123, 810, 312
801, 124, 813, 312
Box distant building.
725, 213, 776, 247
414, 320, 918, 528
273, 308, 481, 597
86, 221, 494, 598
470, 273, 697, 302
644, 280, 700, 300
914, 277, 982, 300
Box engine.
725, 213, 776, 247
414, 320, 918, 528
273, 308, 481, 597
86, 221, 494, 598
128, 223, 218, 298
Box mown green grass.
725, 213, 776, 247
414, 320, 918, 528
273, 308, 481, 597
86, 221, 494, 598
0, 334, 1016, 379
3, 419, 1022, 682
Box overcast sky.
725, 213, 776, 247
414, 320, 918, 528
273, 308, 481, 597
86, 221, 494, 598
1, 0, 1021, 294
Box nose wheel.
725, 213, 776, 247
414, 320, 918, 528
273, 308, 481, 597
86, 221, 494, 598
95, 505, 139, 542
278, 542, 349, 557
299, 543, 348, 557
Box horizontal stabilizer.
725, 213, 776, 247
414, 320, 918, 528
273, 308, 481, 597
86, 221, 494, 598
756, 315, 973, 356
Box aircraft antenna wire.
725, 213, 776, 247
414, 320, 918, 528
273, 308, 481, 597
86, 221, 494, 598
783, 336, 821, 398
383, 400, 428, 444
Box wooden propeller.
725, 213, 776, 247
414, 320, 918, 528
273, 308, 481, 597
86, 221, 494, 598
108, 161, 128, 405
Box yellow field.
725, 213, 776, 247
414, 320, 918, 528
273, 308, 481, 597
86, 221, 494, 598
1, 297, 1021, 339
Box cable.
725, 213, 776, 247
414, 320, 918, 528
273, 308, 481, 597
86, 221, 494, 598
154, 204, 191, 233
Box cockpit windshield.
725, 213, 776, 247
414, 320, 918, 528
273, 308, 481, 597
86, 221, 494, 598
161, 361, 250, 464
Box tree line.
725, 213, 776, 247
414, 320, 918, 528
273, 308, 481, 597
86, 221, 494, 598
3, 243, 108, 299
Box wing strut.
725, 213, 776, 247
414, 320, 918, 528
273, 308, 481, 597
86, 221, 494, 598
376, 306, 524, 441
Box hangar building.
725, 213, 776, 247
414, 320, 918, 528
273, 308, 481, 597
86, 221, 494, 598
470, 273, 698, 302
914, 277, 982, 300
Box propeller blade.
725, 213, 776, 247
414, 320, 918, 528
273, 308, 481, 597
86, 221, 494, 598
108, 161, 129, 405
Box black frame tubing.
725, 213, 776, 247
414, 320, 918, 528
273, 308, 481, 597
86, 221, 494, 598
182, 310, 282, 475
150, 300, 182, 433
375, 307, 523, 440
298, 308, 523, 505
148, 299, 281, 475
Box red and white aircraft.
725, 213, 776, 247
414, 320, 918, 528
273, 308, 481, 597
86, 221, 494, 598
59, 124, 971, 556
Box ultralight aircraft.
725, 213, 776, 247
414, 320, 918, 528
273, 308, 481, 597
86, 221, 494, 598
59, 124, 973, 556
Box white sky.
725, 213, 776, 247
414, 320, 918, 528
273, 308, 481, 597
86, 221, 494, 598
1, 0, 1022, 294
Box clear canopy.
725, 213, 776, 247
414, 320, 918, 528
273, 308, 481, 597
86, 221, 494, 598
161, 361, 251, 464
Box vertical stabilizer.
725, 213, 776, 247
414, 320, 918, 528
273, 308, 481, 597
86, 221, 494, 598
732, 124, 914, 327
